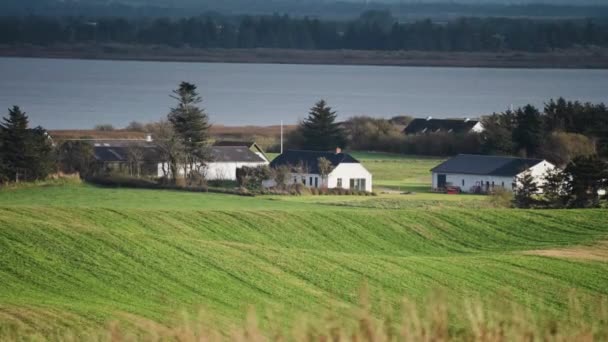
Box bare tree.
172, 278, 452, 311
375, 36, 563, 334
126, 145, 145, 177
317, 157, 334, 188
146, 120, 184, 183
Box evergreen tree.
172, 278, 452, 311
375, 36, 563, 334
300, 100, 346, 151
512, 170, 539, 209
0, 106, 30, 181
563, 155, 608, 208
512, 105, 544, 157
0, 106, 53, 182
168, 82, 211, 179
541, 167, 567, 209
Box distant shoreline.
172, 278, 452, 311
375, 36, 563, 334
2, 45, 608, 69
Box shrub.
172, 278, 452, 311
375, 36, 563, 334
487, 188, 513, 208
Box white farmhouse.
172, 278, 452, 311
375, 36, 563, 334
159, 145, 268, 181
431, 154, 555, 193
91, 139, 268, 181
264, 149, 373, 192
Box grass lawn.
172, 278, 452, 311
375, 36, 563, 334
1, 151, 606, 339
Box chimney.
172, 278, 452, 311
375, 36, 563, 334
464, 118, 470, 122
335, 147, 342, 154
426, 116, 433, 121
145, 134, 153, 142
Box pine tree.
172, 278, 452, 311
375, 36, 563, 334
168, 82, 211, 178
563, 155, 608, 208
0, 106, 53, 182
541, 168, 567, 209
300, 100, 346, 151
1, 106, 30, 181
512, 105, 544, 157
513, 170, 539, 209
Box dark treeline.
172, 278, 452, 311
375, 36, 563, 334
3, 0, 608, 20
2, 13, 608, 52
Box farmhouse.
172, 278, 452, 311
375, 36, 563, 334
431, 154, 555, 193
92, 139, 268, 180
265, 149, 373, 192
404, 117, 484, 135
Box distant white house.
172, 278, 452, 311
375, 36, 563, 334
264, 149, 373, 192
92, 139, 268, 181
404, 117, 484, 135
431, 154, 555, 193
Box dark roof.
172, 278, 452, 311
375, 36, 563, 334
431, 155, 545, 177
270, 150, 359, 174
210, 146, 266, 163
404, 118, 479, 134
94, 145, 163, 163
213, 140, 255, 147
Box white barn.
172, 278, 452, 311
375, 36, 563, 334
431, 154, 555, 193
264, 149, 373, 192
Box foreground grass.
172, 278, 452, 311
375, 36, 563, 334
0, 205, 607, 338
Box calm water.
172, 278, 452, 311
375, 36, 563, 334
1, 57, 607, 129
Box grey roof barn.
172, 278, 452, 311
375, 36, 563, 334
431, 154, 545, 177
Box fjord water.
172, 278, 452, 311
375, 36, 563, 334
1, 57, 607, 129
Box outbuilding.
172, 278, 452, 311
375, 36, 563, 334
431, 154, 555, 193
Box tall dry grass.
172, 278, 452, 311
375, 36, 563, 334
2, 290, 606, 342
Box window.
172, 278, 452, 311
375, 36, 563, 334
349, 178, 366, 191
491, 181, 495, 188
314, 177, 318, 188
337, 178, 343, 188
501, 181, 505, 188
309, 177, 313, 186
302, 177, 306, 185
462, 179, 465, 187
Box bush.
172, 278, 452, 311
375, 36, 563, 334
94, 124, 115, 131
487, 188, 513, 208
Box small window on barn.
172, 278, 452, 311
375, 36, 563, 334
502, 181, 505, 187
462, 179, 465, 187
337, 178, 343, 188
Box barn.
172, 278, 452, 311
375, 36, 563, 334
431, 154, 555, 193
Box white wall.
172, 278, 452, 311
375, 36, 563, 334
262, 163, 373, 192
471, 122, 485, 133
432, 160, 556, 193
432, 172, 515, 193
328, 163, 373, 192
157, 161, 268, 180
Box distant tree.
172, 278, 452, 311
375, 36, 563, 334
57, 140, 96, 176
512, 105, 544, 157
168, 82, 212, 183
388, 115, 413, 127
94, 124, 115, 131
125, 121, 146, 132
539, 132, 596, 166
541, 168, 567, 209
237, 165, 272, 191
480, 111, 515, 155
146, 120, 184, 182
562, 155, 608, 208
0, 106, 54, 182
126, 145, 145, 177
512, 170, 539, 209
299, 100, 346, 151
317, 157, 334, 188
273, 165, 291, 190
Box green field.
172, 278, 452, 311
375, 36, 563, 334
0, 154, 607, 339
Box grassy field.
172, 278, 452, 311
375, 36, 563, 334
0, 153, 607, 340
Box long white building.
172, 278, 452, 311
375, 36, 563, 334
431, 154, 555, 193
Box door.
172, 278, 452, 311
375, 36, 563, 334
437, 174, 447, 188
